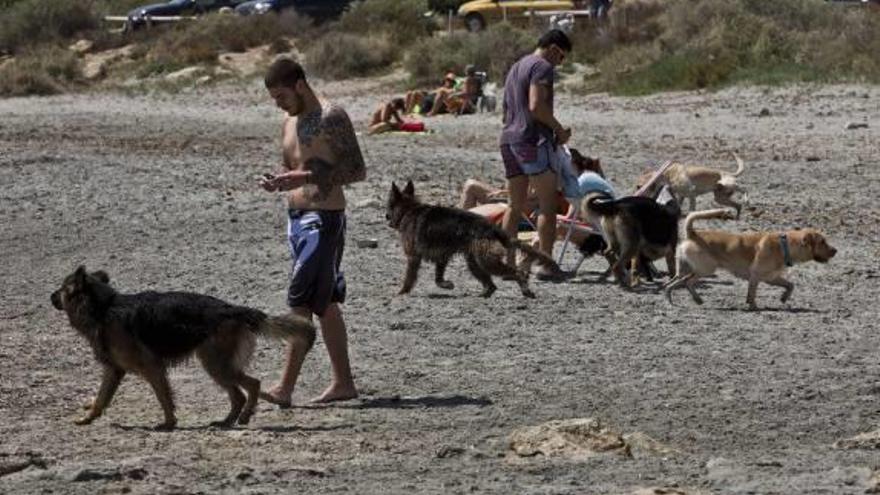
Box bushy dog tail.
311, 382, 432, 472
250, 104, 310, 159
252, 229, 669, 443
490, 227, 514, 250
515, 241, 560, 271
685, 208, 735, 240
257, 313, 316, 351
731, 152, 745, 177
586, 195, 618, 216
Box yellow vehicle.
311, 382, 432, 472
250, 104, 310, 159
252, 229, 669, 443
457, 0, 577, 32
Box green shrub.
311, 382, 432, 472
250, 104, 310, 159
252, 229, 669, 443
0, 45, 81, 95
304, 32, 396, 80
570, 0, 664, 65
135, 12, 311, 77
0, 0, 98, 53
337, 0, 432, 45
589, 0, 880, 94
404, 22, 534, 87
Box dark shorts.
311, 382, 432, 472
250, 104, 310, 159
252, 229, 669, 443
287, 209, 346, 316
421, 93, 436, 114
500, 142, 552, 178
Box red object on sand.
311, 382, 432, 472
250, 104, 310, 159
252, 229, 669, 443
399, 121, 425, 132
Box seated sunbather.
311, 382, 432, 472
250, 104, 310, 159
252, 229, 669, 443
453, 65, 484, 115
405, 72, 458, 116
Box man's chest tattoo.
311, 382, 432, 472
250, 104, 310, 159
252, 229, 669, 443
296, 110, 323, 147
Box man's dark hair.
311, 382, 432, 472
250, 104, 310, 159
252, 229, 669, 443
537, 29, 572, 52
265, 57, 306, 88
392, 97, 405, 110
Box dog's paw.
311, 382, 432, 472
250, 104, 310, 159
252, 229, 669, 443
154, 420, 177, 431
74, 415, 95, 426
521, 288, 536, 299
83, 398, 95, 410
480, 287, 496, 298
436, 280, 455, 290
237, 410, 255, 425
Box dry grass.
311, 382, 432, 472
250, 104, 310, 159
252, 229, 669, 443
337, 0, 432, 45
1, 0, 878, 96
0, 0, 98, 54
0, 45, 80, 95
591, 0, 880, 94
133, 11, 315, 78
404, 22, 535, 88
304, 32, 396, 80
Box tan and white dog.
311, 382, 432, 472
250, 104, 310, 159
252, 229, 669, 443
639, 153, 747, 218
665, 209, 837, 310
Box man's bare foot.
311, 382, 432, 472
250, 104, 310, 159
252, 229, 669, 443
259, 386, 292, 409
310, 383, 358, 404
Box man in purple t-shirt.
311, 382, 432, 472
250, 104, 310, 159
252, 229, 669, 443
499, 29, 572, 279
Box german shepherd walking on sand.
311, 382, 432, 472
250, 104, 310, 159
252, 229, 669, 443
51, 266, 315, 430
386, 181, 560, 298
584, 194, 681, 287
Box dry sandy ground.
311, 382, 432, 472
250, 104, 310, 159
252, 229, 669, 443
1, 79, 879, 494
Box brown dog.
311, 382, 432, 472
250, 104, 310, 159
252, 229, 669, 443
664, 209, 837, 309
387, 181, 560, 298
51, 267, 315, 429
639, 153, 747, 218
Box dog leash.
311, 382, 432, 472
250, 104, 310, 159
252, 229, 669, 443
779, 233, 793, 267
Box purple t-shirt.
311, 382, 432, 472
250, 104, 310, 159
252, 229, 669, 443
499, 53, 555, 147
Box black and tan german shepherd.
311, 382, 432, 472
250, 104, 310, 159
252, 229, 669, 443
584, 193, 681, 287
50, 266, 315, 430
386, 181, 560, 298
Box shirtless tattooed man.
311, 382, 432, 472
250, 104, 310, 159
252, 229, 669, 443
259, 57, 366, 405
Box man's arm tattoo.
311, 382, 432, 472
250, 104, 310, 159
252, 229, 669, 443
303, 156, 335, 200
296, 110, 322, 148
316, 106, 366, 186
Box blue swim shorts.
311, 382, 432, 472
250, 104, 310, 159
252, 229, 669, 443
500, 142, 552, 179
287, 209, 346, 316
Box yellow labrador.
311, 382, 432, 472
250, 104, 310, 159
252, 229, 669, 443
665, 209, 837, 309
639, 153, 747, 218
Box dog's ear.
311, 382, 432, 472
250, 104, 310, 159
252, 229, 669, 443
92, 270, 110, 284
592, 158, 605, 178
390, 181, 401, 199
403, 180, 415, 197
73, 265, 88, 289
802, 231, 817, 249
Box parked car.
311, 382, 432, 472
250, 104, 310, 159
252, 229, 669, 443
428, 0, 470, 14
457, 0, 576, 32
235, 0, 354, 20
126, 0, 244, 30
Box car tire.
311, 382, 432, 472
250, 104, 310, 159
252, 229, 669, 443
465, 13, 485, 32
